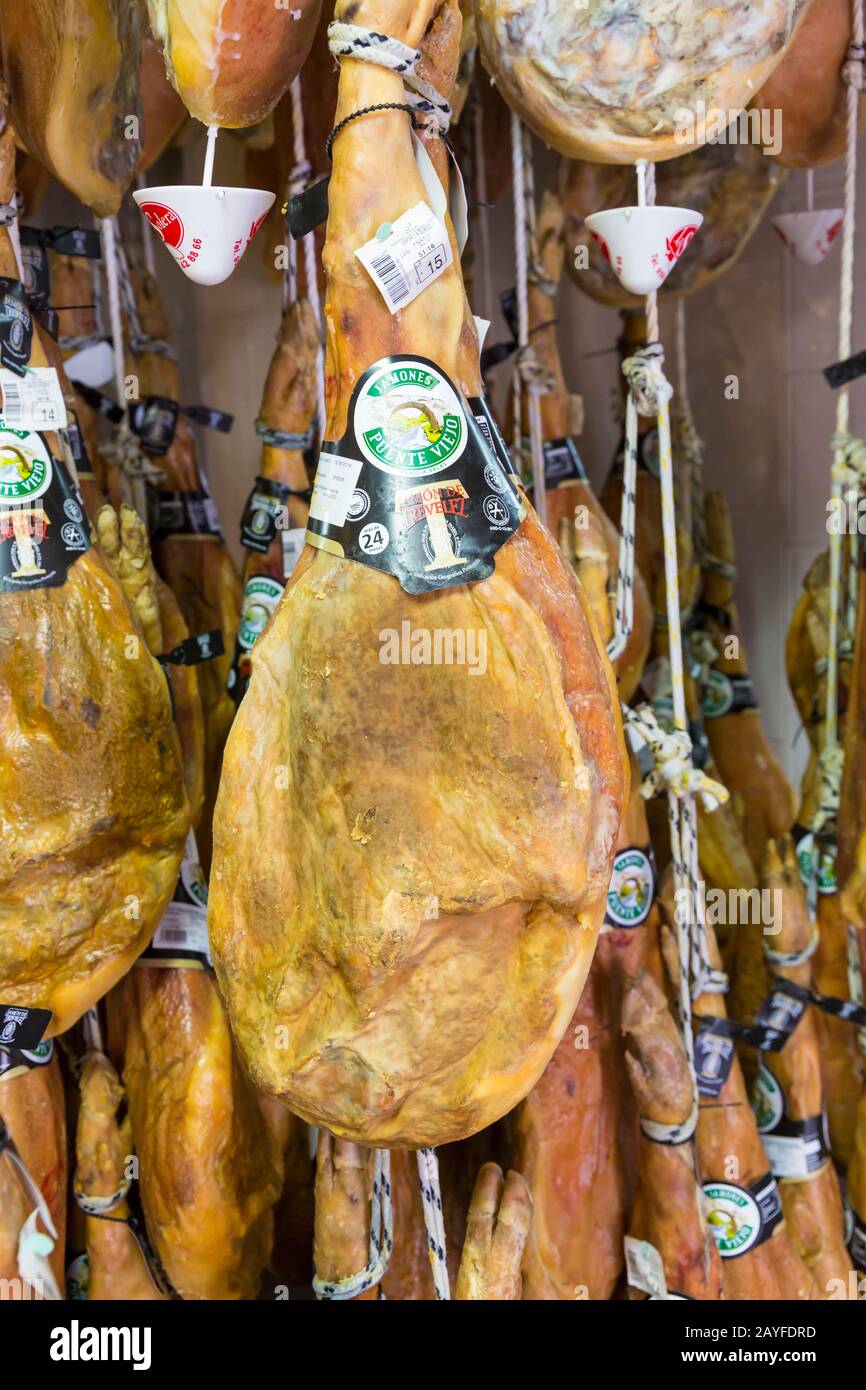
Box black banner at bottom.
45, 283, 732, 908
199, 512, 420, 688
2, 1293, 862, 1375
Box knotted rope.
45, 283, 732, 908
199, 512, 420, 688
313, 1148, 394, 1300
625, 705, 729, 813
327, 23, 451, 135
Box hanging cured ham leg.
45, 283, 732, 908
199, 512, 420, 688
751, 838, 851, 1294
228, 297, 319, 705
74, 1050, 167, 1301
126, 266, 241, 873
95, 504, 206, 829
0, 1051, 66, 1299
145, 0, 323, 127
514, 761, 660, 1300
0, 115, 189, 1035
524, 188, 651, 703
1, 0, 143, 215
665, 908, 818, 1299
785, 553, 862, 1166
622, 971, 723, 1301
455, 1164, 531, 1300
698, 492, 797, 867
109, 965, 285, 1300
752, 0, 866, 168
475, 0, 809, 162
209, 0, 627, 1148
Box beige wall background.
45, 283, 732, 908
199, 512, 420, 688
45, 126, 863, 791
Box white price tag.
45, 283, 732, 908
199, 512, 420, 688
355, 201, 453, 315
762, 1132, 823, 1180
152, 903, 210, 963
0, 367, 68, 431
281, 526, 306, 579
309, 451, 363, 526
624, 1236, 668, 1299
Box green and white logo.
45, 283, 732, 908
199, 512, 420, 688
701, 668, 734, 720
703, 1182, 761, 1257
751, 1064, 784, 1133
795, 830, 836, 895
607, 848, 653, 926
238, 575, 284, 651
355, 359, 467, 476
0, 426, 52, 503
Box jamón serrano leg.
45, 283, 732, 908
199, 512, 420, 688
0, 1052, 66, 1299
0, 110, 188, 1034
455, 1164, 531, 1300
74, 1050, 166, 1301
209, 0, 627, 1148
753, 838, 851, 1295
514, 755, 660, 1300
623, 970, 723, 1301
666, 906, 819, 1299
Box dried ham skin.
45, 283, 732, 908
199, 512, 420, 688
208, 0, 626, 1148
0, 125, 188, 1037
476, 0, 811, 163
2, 0, 143, 217
145, 0, 323, 128
752, 0, 866, 169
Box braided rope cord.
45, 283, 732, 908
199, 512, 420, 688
622, 164, 728, 1078
312, 1148, 394, 1300
815, 1, 865, 924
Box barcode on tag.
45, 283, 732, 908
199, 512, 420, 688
0, 367, 68, 430
355, 201, 453, 315
158, 929, 192, 944
367, 250, 410, 307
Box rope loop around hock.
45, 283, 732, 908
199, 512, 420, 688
313, 1148, 394, 1301
763, 924, 820, 969
639, 1091, 699, 1146
327, 22, 452, 135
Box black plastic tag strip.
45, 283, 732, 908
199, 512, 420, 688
824, 349, 866, 389
158, 630, 224, 668
21, 225, 102, 259
286, 175, 331, 240
0, 1004, 52, 1050
239, 476, 313, 552
0, 278, 33, 376
770, 976, 866, 1027
71, 379, 124, 423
